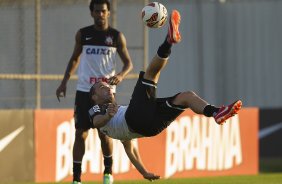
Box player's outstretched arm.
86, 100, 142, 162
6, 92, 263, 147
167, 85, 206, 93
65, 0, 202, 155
56, 30, 82, 101
121, 140, 160, 181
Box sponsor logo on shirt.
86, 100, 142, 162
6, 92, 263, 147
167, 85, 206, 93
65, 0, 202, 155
90, 77, 108, 84
86, 48, 110, 55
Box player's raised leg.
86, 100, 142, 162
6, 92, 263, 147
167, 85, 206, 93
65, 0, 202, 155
171, 91, 242, 124
144, 10, 181, 83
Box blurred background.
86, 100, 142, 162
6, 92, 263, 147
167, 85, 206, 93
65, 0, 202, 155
1, 0, 282, 109
0, 0, 281, 182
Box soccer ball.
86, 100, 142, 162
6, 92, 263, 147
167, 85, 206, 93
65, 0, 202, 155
141, 2, 168, 28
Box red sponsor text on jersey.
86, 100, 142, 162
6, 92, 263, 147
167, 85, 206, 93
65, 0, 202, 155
90, 77, 108, 84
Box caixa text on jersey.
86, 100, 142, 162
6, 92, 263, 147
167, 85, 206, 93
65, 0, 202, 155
86, 48, 111, 55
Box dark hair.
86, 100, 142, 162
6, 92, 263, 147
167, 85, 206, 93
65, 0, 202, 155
89, 0, 111, 12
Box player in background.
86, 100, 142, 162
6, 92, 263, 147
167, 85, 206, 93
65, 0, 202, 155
88, 10, 242, 181
56, 0, 133, 183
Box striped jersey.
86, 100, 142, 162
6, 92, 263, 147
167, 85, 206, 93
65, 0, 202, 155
77, 25, 120, 92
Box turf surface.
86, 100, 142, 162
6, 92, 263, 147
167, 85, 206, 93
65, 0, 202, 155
4, 173, 282, 184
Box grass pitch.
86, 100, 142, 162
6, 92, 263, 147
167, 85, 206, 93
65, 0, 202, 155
5, 173, 282, 184
115, 173, 282, 184
4, 158, 282, 184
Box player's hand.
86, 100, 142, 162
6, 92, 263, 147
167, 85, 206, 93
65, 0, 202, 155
108, 74, 123, 85
56, 84, 67, 102
106, 103, 118, 117
143, 172, 160, 181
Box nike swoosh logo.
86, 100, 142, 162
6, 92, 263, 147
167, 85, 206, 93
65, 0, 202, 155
259, 122, 282, 139
86, 37, 92, 40
0, 126, 24, 152
215, 106, 229, 117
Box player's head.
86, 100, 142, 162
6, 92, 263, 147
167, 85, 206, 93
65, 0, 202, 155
90, 81, 115, 104
89, 0, 111, 28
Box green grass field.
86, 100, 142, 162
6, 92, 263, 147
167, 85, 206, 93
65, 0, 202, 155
105, 174, 282, 184
4, 158, 282, 184
4, 173, 282, 184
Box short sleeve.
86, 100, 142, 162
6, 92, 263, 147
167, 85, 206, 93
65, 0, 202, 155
88, 104, 108, 122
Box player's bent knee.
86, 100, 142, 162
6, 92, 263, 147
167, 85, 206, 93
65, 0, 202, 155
183, 91, 197, 97
173, 91, 196, 106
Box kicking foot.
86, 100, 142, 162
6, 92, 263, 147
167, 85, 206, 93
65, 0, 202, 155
213, 100, 242, 125
167, 10, 181, 44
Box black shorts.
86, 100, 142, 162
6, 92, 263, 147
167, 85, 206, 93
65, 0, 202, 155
125, 72, 185, 137
74, 91, 93, 130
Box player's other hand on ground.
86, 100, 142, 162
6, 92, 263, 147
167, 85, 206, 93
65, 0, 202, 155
143, 172, 160, 181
